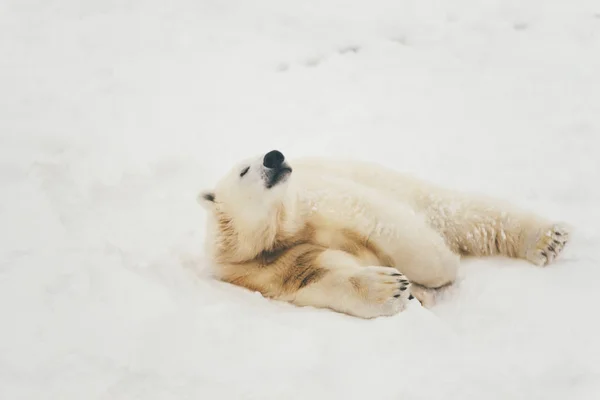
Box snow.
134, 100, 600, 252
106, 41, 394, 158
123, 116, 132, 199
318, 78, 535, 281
1, 0, 600, 398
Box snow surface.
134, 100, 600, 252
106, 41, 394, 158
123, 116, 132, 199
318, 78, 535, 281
1, 1, 600, 399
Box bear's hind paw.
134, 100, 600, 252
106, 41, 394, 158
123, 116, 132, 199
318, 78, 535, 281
526, 224, 570, 266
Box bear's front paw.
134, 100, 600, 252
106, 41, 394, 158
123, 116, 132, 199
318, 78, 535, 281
526, 224, 570, 266
348, 266, 412, 318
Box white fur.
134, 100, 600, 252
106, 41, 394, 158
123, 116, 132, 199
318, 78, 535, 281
200, 152, 569, 317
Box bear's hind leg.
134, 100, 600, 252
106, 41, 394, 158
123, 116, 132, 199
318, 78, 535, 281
427, 195, 570, 266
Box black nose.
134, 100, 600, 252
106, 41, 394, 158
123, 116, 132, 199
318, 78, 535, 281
263, 150, 285, 169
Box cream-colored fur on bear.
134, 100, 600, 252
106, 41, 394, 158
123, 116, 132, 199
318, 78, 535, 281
199, 151, 570, 319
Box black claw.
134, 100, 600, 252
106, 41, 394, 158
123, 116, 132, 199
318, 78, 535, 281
400, 287, 407, 291
394, 294, 401, 298
548, 244, 556, 252
401, 279, 409, 283
541, 251, 548, 258
555, 231, 562, 236
408, 294, 414, 300
391, 273, 402, 276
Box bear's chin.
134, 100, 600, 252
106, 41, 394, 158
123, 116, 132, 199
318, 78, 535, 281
265, 167, 292, 189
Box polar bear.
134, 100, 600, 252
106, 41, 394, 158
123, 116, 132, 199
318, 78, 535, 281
198, 150, 569, 319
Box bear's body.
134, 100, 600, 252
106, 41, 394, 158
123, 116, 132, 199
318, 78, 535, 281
199, 151, 569, 318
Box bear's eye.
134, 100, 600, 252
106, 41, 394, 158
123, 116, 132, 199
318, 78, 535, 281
240, 166, 250, 177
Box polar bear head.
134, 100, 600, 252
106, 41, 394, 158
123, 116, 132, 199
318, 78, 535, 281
199, 150, 298, 264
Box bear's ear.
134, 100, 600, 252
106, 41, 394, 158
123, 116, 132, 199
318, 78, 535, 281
197, 190, 216, 209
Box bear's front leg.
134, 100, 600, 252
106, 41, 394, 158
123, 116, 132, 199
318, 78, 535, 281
284, 250, 413, 318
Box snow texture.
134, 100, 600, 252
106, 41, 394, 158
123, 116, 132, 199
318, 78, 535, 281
1, 1, 600, 399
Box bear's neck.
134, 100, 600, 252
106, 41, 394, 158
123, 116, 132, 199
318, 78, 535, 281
216, 193, 306, 264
